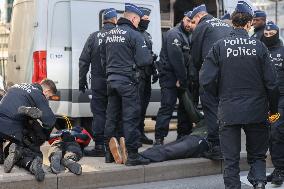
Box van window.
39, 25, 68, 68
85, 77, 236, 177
51, 1, 71, 48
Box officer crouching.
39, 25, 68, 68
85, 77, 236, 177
200, 1, 279, 189
0, 79, 57, 181
101, 3, 152, 166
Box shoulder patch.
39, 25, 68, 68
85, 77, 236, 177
172, 38, 181, 47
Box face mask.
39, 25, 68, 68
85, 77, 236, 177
138, 19, 150, 32
262, 32, 279, 47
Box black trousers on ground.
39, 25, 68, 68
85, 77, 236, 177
200, 91, 219, 145
220, 123, 269, 189
155, 87, 192, 139
138, 78, 151, 137
270, 104, 284, 169
141, 135, 208, 162
48, 140, 83, 162
104, 80, 141, 152
91, 83, 107, 146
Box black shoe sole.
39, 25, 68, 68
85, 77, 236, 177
62, 159, 82, 175
125, 159, 150, 166
141, 139, 154, 145
18, 106, 42, 119
4, 144, 22, 173
50, 154, 62, 174
30, 157, 45, 182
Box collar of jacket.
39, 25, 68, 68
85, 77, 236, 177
268, 39, 284, 50
117, 17, 138, 31
32, 83, 43, 92
198, 14, 213, 24
254, 24, 265, 33
103, 22, 116, 30
230, 28, 249, 37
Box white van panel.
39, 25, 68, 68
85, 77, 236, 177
6, 0, 35, 83
46, 0, 71, 89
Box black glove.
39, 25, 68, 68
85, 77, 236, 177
178, 80, 189, 92
152, 53, 158, 62
79, 82, 88, 93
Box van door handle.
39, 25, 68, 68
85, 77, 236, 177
16, 65, 20, 70
64, 47, 72, 51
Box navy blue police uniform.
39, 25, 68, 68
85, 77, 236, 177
0, 83, 56, 142
101, 4, 153, 161
0, 83, 56, 173
190, 8, 232, 148
200, 27, 279, 188
154, 21, 192, 143
137, 7, 155, 144
269, 40, 284, 174
79, 9, 117, 147
262, 22, 284, 182
251, 10, 266, 41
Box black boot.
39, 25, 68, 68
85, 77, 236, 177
125, 151, 150, 166
61, 158, 82, 175
267, 168, 284, 185
254, 182, 265, 189
140, 134, 153, 145
154, 138, 164, 146
202, 144, 223, 160
84, 144, 105, 157
29, 157, 45, 182
50, 151, 62, 174
18, 106, 42, 119
105, 143, 114, 163
4, 143, 23, 173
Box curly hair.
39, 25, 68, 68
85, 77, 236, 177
231, 11, 253, 27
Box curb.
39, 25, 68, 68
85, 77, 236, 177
0, 153, 273, 189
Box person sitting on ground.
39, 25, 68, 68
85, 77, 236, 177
48, 125, 92, 175
0, 79, 57, 181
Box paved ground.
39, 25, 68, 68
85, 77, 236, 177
102, 169, 283, 189
0, 119, 270, 189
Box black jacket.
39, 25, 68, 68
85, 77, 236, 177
101, 18, 152, 83
191, 14, 232, 71
269, 41, 284, 106
200, 28, 279, 126
158, 23, 191, 88
252, 25, 265, 41
0, 83, 56, 141
139, 30, 154, 81
79, 23, 116, 89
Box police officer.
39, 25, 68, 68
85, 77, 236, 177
79, 8, 117, 157
200, 2, 279, 188
102, 3, 152, 166
137, 7, 155, 145
190, 4, 232, 160
154, 11, 193, 146
251, 10, 267, 40
262, 22, 284, 185
0, 79, 57, 181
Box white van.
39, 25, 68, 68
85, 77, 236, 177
6, 0, 162, 119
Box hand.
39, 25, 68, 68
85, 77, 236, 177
79, 82, 88, 93
176, 80, 180, 88
269, 113, 280, 123
152, 70, 159, 84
